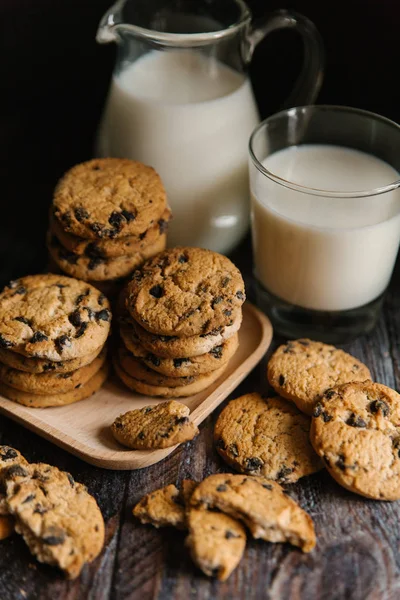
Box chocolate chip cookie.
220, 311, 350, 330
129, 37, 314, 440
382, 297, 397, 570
126, 247, 245, 337
47, 231, 166, 281
189, 474, 316, 552
122, 329, 239, 378
53, 158, 167, 240
3, 462, 104, 579
111, 400, 199, 449
114, 356, 227, 398
0, 348, 106, 395
214, 393, 323, 483
133, 484, 186, 529
267, 339, 371, 416
0, 344, 102, 374
0, 274, 111, 361
50, 207, 171, 258
0, 362, 108, 407
310, 380, 400, 500
186, 508, 246, 581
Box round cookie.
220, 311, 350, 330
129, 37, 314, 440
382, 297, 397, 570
0, 348, 106, 395
53, 158, 167, 240
214, 393, 323, 483
0, 344, 103, 374
0, 362, 108, 407
47, 232, 166, 282
267, 339, 371, 416
4, 462, 105, 579
126, 247, 245, 337
50, 208, 171, 258
118, 347, 199, 388
111, 400, 199, 449
133, 484, 186, 529
0, 274, 111, 361
310, 380, 400, 500
122, 330, 239, 378
113, 357, 227, 398
124, 311, 242, 359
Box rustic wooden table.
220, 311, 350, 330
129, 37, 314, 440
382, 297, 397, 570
1, 240, 400, 600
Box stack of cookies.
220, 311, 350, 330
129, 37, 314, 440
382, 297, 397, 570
47, 158, 171, 297
0, 274, 111, 407
115, 247, 245, 397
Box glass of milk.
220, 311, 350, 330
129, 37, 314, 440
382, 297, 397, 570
249, 105, 400, 342
95, 0, 324, 253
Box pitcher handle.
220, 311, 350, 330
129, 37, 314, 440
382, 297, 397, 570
246, 9, 324, 108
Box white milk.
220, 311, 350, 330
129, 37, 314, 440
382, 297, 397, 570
251, 145, 400, 311
96, 50, 260, 252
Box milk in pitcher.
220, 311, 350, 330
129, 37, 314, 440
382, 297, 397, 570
97, 50, 260, 252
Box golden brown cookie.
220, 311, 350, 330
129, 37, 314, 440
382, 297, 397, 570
50, 208, 171, 258
310, 380, 400, 500
3, 462, 104, 579
186, 508, 246, 581
121, 328, 239, 378
133, 484, 186, 529
267, 339, 371, 416
53, 158, 167, 240
118, 346, 204, 388
214, 393, 323, 483
0, 515, 14, 540
114, 357, 227, 398
190, 474, 316, 552
0, 274, 111, 361
47, 232, 166, 282
124, 311, 242, 359
0, 446, 29, 518
126, 247, 245, 337
111, 400, 199, 449
0, 348, 106, 395
0, 344, 103, 374
0, 362, 108, 407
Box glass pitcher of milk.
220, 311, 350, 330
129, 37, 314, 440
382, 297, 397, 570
96, 0, 324, 253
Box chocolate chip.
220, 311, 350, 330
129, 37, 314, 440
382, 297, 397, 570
313, 403, 323, 418
346, 413, 367, 428
158, 219, 168, 234
149, 285, 164, 299
33, 504, 47, 515
215, 438, 226, 451
109, 211, 125, 230
0, 335, 14, 349
96, 309, 111, 322
299, 340, 310, 346
55, 335, 72, 353
31, 331, 48, 343
176, 416, 189, 425
14, 316, 31, 325
210, 345, 223, 359
325, 389, 336, 399
43, 363, 56, 372
279, 374, 285, 386
121, 210, 136, 222
74, 207, 89, 222
173, 358, 189, 368
221, 277, 230, 287
98, 293, 106, 306
14, 286, 26, 295
216, 484, 227, 492
223, 309, 232, 317
84, 242, 106, 260
322, 411, 332, 422
225, 530, 238, 539
92, 164, 101, 171
211, 296, 223, 308
22, 494, 36, 504
178, 254, 188, 264
245, 457, 263, 471
142, 407, 153, 414
6, 465, 28, 478
76, 289, 90, 304
83, 307, 96, 320
147, 354, 161, 367
42, 531, 66, 546
66, 473, 75, 487
68, 310, 81, 327
114, 421, 123, 429
89, 222, 103, 236
277, 465, 294, 481
228, 443, 239, 457
138, 431, 145, 440
336, 454, 346, 471
0, 448, 18, 461
369, 399, 390, 417
283, 342, 295, 354
60, 212, 72, 227
236, 290, 245, 300
88, 256, 105, 270
262, 483, 273, 490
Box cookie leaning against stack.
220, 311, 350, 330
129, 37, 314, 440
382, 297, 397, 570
0, 274, 111, 407
114, 247, 245, 397
47, 158, 172, 297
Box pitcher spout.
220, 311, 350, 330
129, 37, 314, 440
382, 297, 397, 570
96, 0, 127, 44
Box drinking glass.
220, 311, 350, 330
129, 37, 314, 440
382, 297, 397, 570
249, 105, 400, 342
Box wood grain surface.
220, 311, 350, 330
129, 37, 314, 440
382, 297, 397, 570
0, 243, 400, 600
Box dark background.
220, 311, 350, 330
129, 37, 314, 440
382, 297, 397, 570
1, 0, 399, 283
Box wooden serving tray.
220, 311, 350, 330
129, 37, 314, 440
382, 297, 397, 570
0, 303, 272, 470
